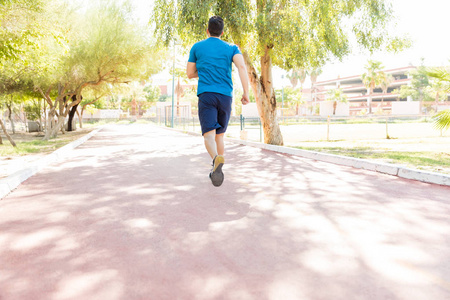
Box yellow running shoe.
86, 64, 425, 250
209, 155, 225, 187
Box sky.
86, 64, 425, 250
129, 0, 450, 87
318, 0, 450, 81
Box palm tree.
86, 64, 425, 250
298, 69, 307, 92
361, 60, 384, 114
433, 110, 450, 132
327, 88, 348, 115
427, 78, 449, 112
427, 67, 450, 131
286, 69, 307, 115
292, 93, 305, 116
287, 70, 299, 88
380, 72, 394, 100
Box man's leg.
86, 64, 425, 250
205, 130, 225, 187
203, 129, 218, 159
215, 133, 225, 156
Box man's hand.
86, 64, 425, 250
241, 93, 250, 105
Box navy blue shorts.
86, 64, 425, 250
198, 92, 232, 135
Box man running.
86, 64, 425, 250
187, 15, 249, 187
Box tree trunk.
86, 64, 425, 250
77, 109, 83, 128
367, 87, 373, 114
67, 103, 78, 131
43, 108, 57, 140
67, 94, 79, 132
333, 101, 337, 115
7, 101, 15, 134
38, 98, 43, 131
0, 119, 16, 147
46, 116, 66, 139
43, 100, 47, 132
243, 48, 283, 145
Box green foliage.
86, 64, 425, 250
158, 94, 169, 102
153, 0, 408, 70
275, 86, 303, 108
309, 68, 323, 85
426, 67, 450, 130
432, 110, 450, 131
326, 88, 348, 103
426, 67, 450, 92
361, 60, 384, 90
380, 73, 394, 94
405, 64, 431, 101
144, 85, 161, 102
287, 69, 307, 88
396, 65, 438, 103
65, 0, 164, 90
23, 98, 43, 121
0, 0, 44, 65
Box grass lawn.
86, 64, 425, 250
0, 128, 95, 157
294, 145, 450, 174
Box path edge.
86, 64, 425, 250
164, 126, 450, 187
0, 127, 103, 200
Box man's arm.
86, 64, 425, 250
186, 62, 198, 79
232, 53, 250, 105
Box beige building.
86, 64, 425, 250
313, 66, 416, 115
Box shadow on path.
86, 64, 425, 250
0, 124, 449, 300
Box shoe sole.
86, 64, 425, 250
211, 155, 225, 187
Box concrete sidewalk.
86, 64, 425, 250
0, 124, 449, 300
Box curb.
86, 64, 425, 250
0, 127, 103, 200
164, 126, 450, 187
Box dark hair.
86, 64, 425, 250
208, 16, 224, 37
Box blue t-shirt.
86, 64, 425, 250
188, 37, 241, 97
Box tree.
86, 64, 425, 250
0, 118, 16, 147
377, 71, 394, 114
433, 110, 450, 132
34, 0, 164, 140
426, 77, 448, 113
144, 85, 161, 103
380, 72, 394, 100
0, 0, 44, 67
287, 70, 299, 88
410, 62, 431, 114
276, 86, 302, 115
326, 88, 348, 115
153, 0, 409, 145
172, 67, 190, 116
286, 69, 306, 89
395, 64, 433, 113
427, 67, 450, 131
361, 60, 384, 114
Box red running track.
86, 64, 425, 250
0, 124, 449, 300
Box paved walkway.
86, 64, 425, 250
1, 124, 449, 300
